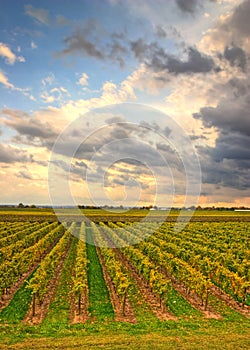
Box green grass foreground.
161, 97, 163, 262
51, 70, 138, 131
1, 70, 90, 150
0, 316, 249, 349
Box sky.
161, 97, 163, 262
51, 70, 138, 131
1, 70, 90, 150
0, 0, 249, 207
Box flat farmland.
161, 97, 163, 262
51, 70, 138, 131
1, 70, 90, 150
0, 210, 249, 349
0, 208, 250, 222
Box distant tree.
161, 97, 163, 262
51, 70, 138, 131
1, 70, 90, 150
18, 203, 25, 208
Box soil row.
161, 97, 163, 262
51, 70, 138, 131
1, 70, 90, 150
23, 237, 73, 325
95, 246, 137, 323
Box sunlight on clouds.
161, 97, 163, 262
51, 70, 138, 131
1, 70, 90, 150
1, 0, 249, 207
0, 71, 15, 89
0, 42, 17, 65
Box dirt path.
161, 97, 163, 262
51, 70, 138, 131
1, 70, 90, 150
211, 284, 250, 317
23, 238, 73, 325
70, 287, 89, 324
113, 248, 177, 321
96, 246, 137, 323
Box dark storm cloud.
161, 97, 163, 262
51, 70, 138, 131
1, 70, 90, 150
176, 0, 199, 14
194, 96, 250, 137
194, 63, 250, 191
148, 46, 216, 74
229, 0, 250, 38
130, 38, 150, 60
197, 0, 250, 152
224, 46, 247, 71
130, 39, 216, 74
191, 0, 250, 192
210, 133, 250, 162
197, 148, 250, 190
58, 15, 216, 74
175, 0, 217, 15
0, 144, 29, 163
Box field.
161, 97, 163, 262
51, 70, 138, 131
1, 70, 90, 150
0, 210, 249, 349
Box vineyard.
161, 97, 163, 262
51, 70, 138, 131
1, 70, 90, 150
0, 216, 249, 349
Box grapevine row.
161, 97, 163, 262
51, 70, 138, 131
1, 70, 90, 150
105, 222, 211, 309
0, 223, 65, 297
0, 222, 58, 263
72, 222, 88, 315
27, 223, 74, 314
0, 222, 46, 247
99, 223, 170, 309
92, 223, 132, 315
115, 222, 249, 306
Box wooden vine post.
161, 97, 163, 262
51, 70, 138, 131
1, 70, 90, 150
32, 292, 36, 316
122, 289, 127, 316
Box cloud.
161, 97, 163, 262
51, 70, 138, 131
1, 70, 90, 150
41, 86, 70, 104
200, 0, 250, 52
230, 0, 250, 37
2, 109, 58, 144
25, 4, 50, 25
198, 147, 250, 191
0, 71, 33, 101
0, 144, 29, 163
185, 0, 250, 195
224, 46, 247, 71
175, 0, 219, 14
57, 19, 129, 67
17, 170, 33, 180
108, 41, 128, 67
56, 15, 70, 26
194, 94, 250, 137
31, 41, 37, 49
193, 66, 250, 191
0, 42, 16, 64
131, 39, 216, 75
60, 29, 105, 59
42, 73, 55, 86
176, 0, 199, 14
151, 46, 216, 74
77, 73, 89, 86
40, 73, 70, 105
0, 71, 15, 89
